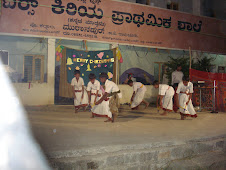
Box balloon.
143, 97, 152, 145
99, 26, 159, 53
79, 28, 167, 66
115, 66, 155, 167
119, 56, 123, 63
56, 55, 60, 62
59, 53, 62, 58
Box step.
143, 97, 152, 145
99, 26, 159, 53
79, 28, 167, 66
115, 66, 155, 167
49, 136, 226, 170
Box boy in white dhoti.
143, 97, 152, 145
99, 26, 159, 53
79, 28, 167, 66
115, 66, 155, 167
92, 72, 122, 123
153, 80, 175, 116
87, 73, 101, 118
71, 70, 88, 113
176, 77, 197, 120
128, 80, 149, 110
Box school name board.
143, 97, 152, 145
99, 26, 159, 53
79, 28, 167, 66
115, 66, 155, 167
0, 0, 225, 53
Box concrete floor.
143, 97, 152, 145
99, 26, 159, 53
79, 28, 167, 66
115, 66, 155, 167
26, 105, 226, 156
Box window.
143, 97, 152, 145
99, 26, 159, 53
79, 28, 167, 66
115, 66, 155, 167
167, 2, 179, 10
23, 55, 44, 83
0, 50, 9, 65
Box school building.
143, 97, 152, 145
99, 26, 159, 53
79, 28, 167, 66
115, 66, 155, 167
0, 0, 225, 109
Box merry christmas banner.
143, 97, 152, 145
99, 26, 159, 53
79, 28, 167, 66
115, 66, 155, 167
66, 48, 114, 85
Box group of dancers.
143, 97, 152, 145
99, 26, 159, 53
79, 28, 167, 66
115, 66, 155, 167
71, 68, 197, 122
153, 77, 197, 120
71, 70, 121, 122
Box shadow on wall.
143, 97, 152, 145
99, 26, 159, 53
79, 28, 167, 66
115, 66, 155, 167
120, 68, 154, 85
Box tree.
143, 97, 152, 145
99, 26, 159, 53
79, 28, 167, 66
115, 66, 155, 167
165, 54, 215, 84
192, 55, 216, 72
165, 56, 189, 84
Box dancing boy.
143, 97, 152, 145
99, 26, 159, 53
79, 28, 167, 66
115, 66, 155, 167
176, 77, 197, 120
153, 80, 175, 116
127, 80, 149, 110
71, 70, 88, 113
92, 72, 122, 122
87, 73, 101, 118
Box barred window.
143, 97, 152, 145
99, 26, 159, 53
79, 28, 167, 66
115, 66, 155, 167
23, 55, 44, 83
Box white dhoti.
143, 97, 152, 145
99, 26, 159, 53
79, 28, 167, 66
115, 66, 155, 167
162, 87, 174, 111
90, 90, 102, 105
131, 86, 146, 109
179, 93, 197, 118
91, 98, 112, 119
74, 90, 88, 108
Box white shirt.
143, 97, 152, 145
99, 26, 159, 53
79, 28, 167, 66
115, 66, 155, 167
71, 77, 84, 90
105, 79, 122, 98
171, 71, 184, 85
159, 84, 170, 95
87, 80, 100, 92
133, 82, 144, 92
105, 79, 119, 93
176, 82, 194, 94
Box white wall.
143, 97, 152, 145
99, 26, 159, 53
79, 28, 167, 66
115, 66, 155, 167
0, 35, 55, 106
13, 83, 53, 105
119, 45, 188, 77
0, 35, 48, 77
119, 84, 158, 104
14, 39, 55, 106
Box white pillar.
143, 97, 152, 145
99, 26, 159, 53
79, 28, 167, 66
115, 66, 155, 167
110, 44, 119, 84
193, 0, 201, 15
47, 38, 56, 105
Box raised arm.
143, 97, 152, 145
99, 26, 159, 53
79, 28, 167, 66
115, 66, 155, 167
88, 91, 91, 104
156, 95, 160, 107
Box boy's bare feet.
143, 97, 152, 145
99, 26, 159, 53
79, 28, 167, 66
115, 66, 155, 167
145, 102, 149, 109
83, 106, 87, 112
181, 114, 185, 120
160, 112, 167, 116
74, 109, 78, 113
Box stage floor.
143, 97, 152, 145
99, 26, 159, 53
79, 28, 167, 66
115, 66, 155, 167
26, 105, 226, 156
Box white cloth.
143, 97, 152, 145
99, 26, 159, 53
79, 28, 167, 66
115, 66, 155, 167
176, 82, 196, 116
176, 82, 194, 94
92, 100, 112, 118
179, 93, 196, 116
131, 82, 147, 108
87, 80, 101, 105
159, 84, 174, 111
171, 71, 183, 85
71, 77, 88, 107
92, 80, 121, 119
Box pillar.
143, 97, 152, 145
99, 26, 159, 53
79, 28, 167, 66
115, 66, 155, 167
47, 38, 56, 104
